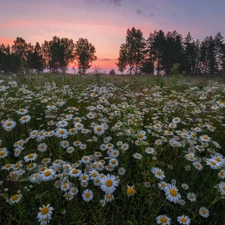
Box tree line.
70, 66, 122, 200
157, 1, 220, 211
1, 28, 225, 75
117, 27, 225, 75
0, 36, 97, 74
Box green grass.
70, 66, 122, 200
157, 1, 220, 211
0, 73, 225, 225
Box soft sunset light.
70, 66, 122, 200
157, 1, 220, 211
1, 0, 225, 72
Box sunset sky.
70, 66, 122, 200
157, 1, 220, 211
1, 0, 225, 72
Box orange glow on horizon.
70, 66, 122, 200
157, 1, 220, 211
0, 37, 14, 46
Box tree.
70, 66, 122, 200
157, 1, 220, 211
117, 27, 145, 74
146, 30, 166, 74
42, 36, 75, 72
116, 43, 127, 73
11, 37, 33, 67
27, 42, 45, 72
74, 38, 97, 74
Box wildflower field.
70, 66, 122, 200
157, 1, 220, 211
0, 73, 225, 225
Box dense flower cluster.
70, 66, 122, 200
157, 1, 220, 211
0, 77, 225, 224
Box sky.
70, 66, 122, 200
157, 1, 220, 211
1, 0, 225, 73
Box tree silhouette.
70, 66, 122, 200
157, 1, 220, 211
74, 38, 97, 74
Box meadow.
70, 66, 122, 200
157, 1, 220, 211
0, 73, 225, 225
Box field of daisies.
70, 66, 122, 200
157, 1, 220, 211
0, 73, 225, 225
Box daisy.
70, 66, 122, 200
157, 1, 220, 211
0, 148, 9, 159
19, 115, 31, 124
2, 120, 16, 131
93, 125, 105, 135
100, 174, 119, 194
118, 167, 126, 175
145, 147, 155, 154
63, 192, 74, 200
29, 173, 41, 183
164, 184, 181, 203
79, 173, 90, 183
109, 149, 119, 158
37, 130, 46, 141
79, 144, 87, 150
109, 158, 119, 167
16, 108, 28, 115
206, 158, 222, 169
60, 140, 70, 149
158, 181, 167, 190
177, 215, 191, 225
193, 162, 203, 171
81, 155, 91, 164
100, 199, 106, 206
38, 143, 48, 152
40, 169, 56, 181
181, 183, 189, 190
56, 120, 68, 128
172, 117, 181, 123
156, 215, 171, 225
218, 169, 225, 179
218, 182, 225, 194
74, 122, 84, 130
105, 193, 114, 202
199, 135, 211, 142
73, 140, 81, 147
127, 185, 136, 197
37, 204, 54, 223
61, 182, 70, 192
66, 146, 74, 154
133, 153, 142, 160
82, 189, 94, 202
69, 127, 78, 135
199, 207, 209, 218
9, 193, 22, 204
55, 128, 68, 139
24, 153, 37, 162
151, 167, 165, 180
169, 122, 177, 129
187, 192, 197, 202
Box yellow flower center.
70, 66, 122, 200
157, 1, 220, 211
105, 180, 113, 187
215, 158, 221, 162
85, 193, 90, 198
22, 117, 27, 120
170, 189, 177, 196
11, 194, 19, 201
202, 209, 206, 214
210, 161, 216, 165
72, 169, 78, 174
181, 218, 187, 222
6, 122, 12, 126
0, 151, 5, 156
41, 207, 49, 215
97, 127, 102, 132
127, 187, 135, 196
157, 171, 162, 176
160, 217, 167, 223
28, 154, 34, 159
5, 164, 11, 168
60, 130, 65, 134
44, 171, 51, 176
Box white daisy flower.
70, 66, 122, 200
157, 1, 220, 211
199, 207, 209, 218
100, 174, 119, 194
82, 189, 94, 202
